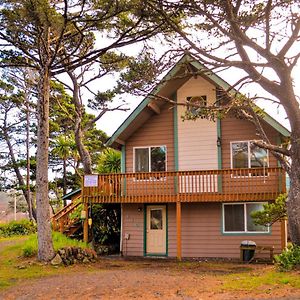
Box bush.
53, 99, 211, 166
0, 220, 37, 237
22, 231, 89, 257
275, 244, 300, 271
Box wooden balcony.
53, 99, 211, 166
82, 167, 286, 204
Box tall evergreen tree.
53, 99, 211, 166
0, 0, 168, 260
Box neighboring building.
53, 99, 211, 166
0, 192, 28, 223
82, 54, 289, 260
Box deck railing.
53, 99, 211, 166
82, 167, 285, 203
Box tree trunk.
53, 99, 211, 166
26, 95, 34, 221
63, 158, 67, 206
4, 130, 37, 221
36, 66, 55, 261
287, 140, 300, 246
67, 71, 93, 174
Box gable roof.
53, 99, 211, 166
106, 54, 290, 148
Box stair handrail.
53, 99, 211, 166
51, 196, 82, 232
52, 194, 81, 221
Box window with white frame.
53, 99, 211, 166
223, 202, 269, 233
186, 96, 207, 117
231, 141, 268, 175
134, 146, 166, 173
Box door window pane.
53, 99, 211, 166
135, 148, 149, 172
150, 209, 163, 230
151, 146, 166, 172
232, 142, 249, 168
224, 204, 244, 232
246, 203, 268, 232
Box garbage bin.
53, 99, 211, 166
240, 240, 256, 262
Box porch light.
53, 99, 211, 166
217, 137, 222, 147
138, 207, 143, 212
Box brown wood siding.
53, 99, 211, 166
221, 116, 279, 169
125, 104, 174, 172
168, 203, 281, 258
122, 203, 281, 258
122, 203, 144, 256
220, 117, 280, 195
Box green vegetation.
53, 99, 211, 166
96, 149, 121, 174
275, 244, 300, 271
251, 194, 287, 226
22, 231, 89, 257
0, 220, 37, 237
223, 266, 300, 290
222, 270, 300, 291
0, 235, 87, 290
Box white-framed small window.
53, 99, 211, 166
134, 146, 167, 173
186, 96, 207, 117
222, 202, 269, 234
230, 141, 269, 176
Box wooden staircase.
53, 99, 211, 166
51, 195, 82, 237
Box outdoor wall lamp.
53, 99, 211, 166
217, 137, 222, 147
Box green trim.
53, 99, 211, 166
217, 118, 222, 192
143, 204, 168, 257
276, 135, 283, 191
173, 92, 179, 172
263, 114, 290, 137
276, 135, 282, 168
121, 145, 126, 195
190, 59, 290, 138
106, 55, 192, 147
145, 253, 168, 257
221, 232, 272, 236
107, 53, 290, 149
121, 145, 126, 172
173, 92, 179, 194
166, 204, 169, 257
143, 203, 147, 257
62, 188, 81, 200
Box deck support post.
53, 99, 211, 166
281, 218, 287, 250
83, 202, 89, 243
176, 201, 182, 261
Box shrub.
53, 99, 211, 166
275, 244, 300, 271
0, 220, 37, 237
22, 231, 89, 257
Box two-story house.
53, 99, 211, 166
82, 54, 289, 260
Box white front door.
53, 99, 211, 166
146, 205, 166, 254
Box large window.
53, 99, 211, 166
231, 141, 268, 174
223, 202, 269, 233
134, 146, 166, 173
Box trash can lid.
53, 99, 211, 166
241, 240, 256, 246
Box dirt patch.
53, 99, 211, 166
1, 258, 300, 300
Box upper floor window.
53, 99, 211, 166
134, 146, 166, 173
223, 202, 269, 233
186, 96, 207, 117
231, 141, 268, 169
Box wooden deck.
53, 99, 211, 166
82, 167, 285, 203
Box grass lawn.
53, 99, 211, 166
0, 234, 91, 290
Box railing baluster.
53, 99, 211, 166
81, 167, 283, 204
